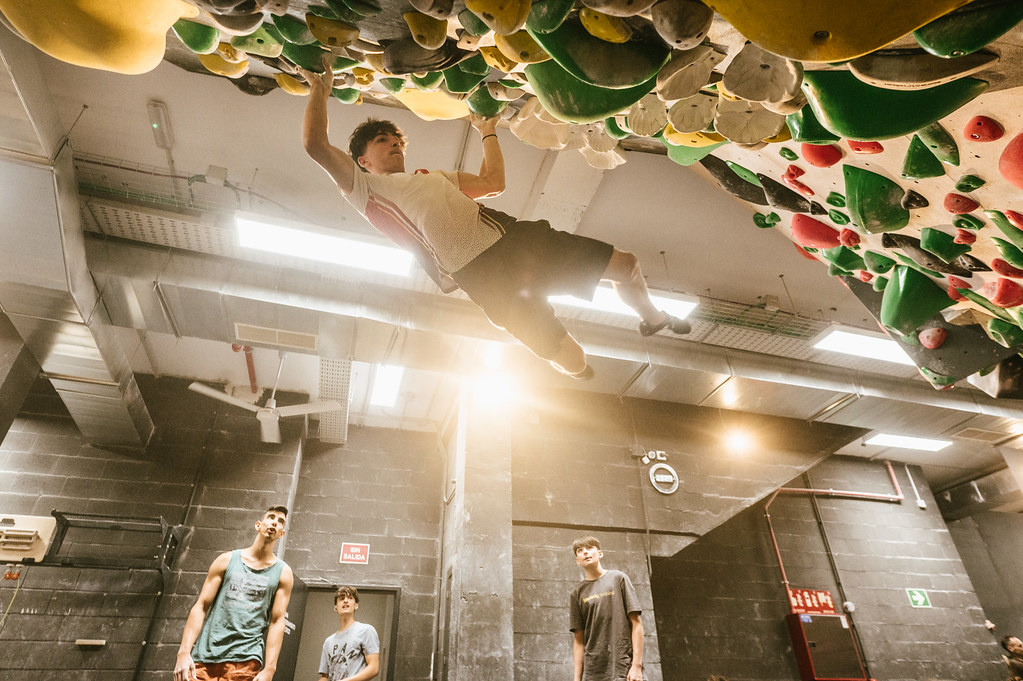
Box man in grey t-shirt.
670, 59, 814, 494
569, 536, 644, 681
318, 586, 380, 681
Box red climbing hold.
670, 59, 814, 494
795, 243, 819, 260
857, 270, 873, 282
982, 278, 1023, 308
784, 164, 805, 179
993, 259, 1023, 278
947, 276, 971, 290
953, 229, 976, 244
782, 170, 814, 197
964, 115, 1003, 142
792, 214, 840, 248
839, 228, 860, 247
947, 286, 967, 301
943, 193, 979, 214
1007, 210, 1023, 230
801, 143, 842, 168
847, 140, 884, 154
918, 327, 947, 350
1000, 133, 1023, 191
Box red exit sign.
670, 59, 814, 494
340, 542, 370, 564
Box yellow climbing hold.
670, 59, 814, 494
216, 42, 246, 64
275, 73, 310, 95
661, 125, 726, 147
351, 67, 376, 87
0, 0, 198, 74
764, 126, 792, 143
394, 87, 471, 121
579, 8, 633, 44
363, 53, 390, 74
306, 14, 359, 49
464, 0, 531, 35
199, 50, 250, 78
479, 46, 518, 73
494, 30, 550, 64
403, 11, 448, 50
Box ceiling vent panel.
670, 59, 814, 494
953, 426, 1011, 443
235, 323, 318, 351
318, 357, 351, 445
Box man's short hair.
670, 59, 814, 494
349, 118, 405, 172
266, 505, 289, 517
572, 536, 601, 554
1002, 635, 1020, 652
335, 585, 360, 604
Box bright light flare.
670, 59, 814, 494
814, 328, 914, 366
550, 284, 698, 321
370, 364, 404, 407
864, 433, 951, 451
723, 429, 755, 454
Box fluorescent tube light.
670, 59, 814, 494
813, 328, 914, 366
236, 213, 412, 276
550, 284, 698, 320
370, 364, 404, 407
147, 100, 174, 150
864, 433, 951, 451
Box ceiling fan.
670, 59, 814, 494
188, 353, 341, 443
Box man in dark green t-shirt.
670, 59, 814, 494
174, 506, 295, 681
569, 536, 645, 681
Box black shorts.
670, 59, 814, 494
452, 207, 614, 360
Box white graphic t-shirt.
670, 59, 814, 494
318, 621, 380, 681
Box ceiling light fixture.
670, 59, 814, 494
813, 328, 914, 366
370, 364, 404, 407
146, 99, 174, 150
550, 284, 698, 321
236, 213, 413, 276
864, 433, 952, 451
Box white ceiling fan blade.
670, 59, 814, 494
188, 382, 260, 413
256, 410, 282, 443
275, 400, 343, 418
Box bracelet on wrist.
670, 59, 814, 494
482, 133, 497, 141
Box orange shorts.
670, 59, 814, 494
194, 660, 261, 681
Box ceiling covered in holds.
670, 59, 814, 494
3, 1, 1023, 496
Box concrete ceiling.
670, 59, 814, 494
3, 15, 1023, 495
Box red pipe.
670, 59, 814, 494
232, 343, 259, 394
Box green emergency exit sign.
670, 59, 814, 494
906, 588, 931, 608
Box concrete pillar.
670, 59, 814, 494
445, 383, 515, 681
0, 310, 39, 440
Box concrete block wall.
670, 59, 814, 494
649, 456, 1002, 681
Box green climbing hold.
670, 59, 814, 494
664, 137, 728, 166
605, 117, 630, 139
281, 41, 329, 72
953, 214, 985, 231
458, 8, 491, 36
232, 24, 285, 59
829, 210, 850, 225
443, 55, 490, 93
901, 134, 946, 180
526, 0, 575, 34
916, 122, 960, 166
826, 192, 846, 208
801, 71, 988, 141
411, 71, 445, 90
873, 275, 889, 292
272, 13, 317, 45
920, 227, 971, 263
779, 146, 798, 161
918, 366, 957, 388
880, 265, 954, 337
914, 0, 1023, 58
844, 165, 910, 234
466, 86, 508, 118
339, 0, 382, 17
379, 77, 406, 94
527, 17, 670, 89
725, 161, 762, 187
331, 87, 361, 104
959, 288, 1015, 324
955, 174, 986, 192
987, 319, 1023, 348
820, 246, 866, 274
785, 107, 840, 144
524, 59, 658, 123
894, 252, 941, 278
331, 56, 362, 72
987, 210, 1023, 251
992, 238, 1023, 270
753, 213, 774, 229
172, 19, 220, 54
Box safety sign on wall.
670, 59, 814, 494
906, 588, 931, 608
340, 542, 370, 564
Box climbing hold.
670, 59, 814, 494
458, 7, 492, 35
486, 81, 526, 101
442, 55, 490, 93
650, 0, 714, 50
664, 136, 728, 166
656, 45, 725, 102
411, 71, 444, 91
785, 165, 805, 179
801, 143, 842, 168
953, 214, 985, 231
1007, 211, 1023, 230
901, 135, 945, 180
280, 42, 333, 72
954, 229, 976, 245
920, 227, 971, 263
172, 19, 220, 54
661, 127, 725, 147
987, 210, 1023, 252
844, 165, 910, 233
830, 210, 851, 225
528, 16, 670, 89
392, 87, 470, 120
307, 14, 360, 49
954, 174, 986, 192
999, 133, 1023, 191
986, 319, 1023, 349
464, 0, 532, 35
477, 46, 517, 72
272, 14, 317, 45
580, 0, 657, 16
964, 115, 1004, 142
757, 173, 811, 213
991, 238, 1023, 270
379, 77, 407, 94
960, 288, 1015, 323
944, 193, 980, 214
714, 98, 786, 145
992, 260, 1023, 279
916, 122, 960, 166
782, 170, 814, 198
666, 93, 717, 134
982, 279, 1023, 308
849, 47, 999, 90
947, 275, 971, 290
526, 0, 575, 33
810, 201, 827, 216
794, 243, 819, 261
466, 86, 509, 118
779, 147, 799, 161
725, 161, 762, 187
604, 117, 630, 139
199, 51, 250, 78
873, 276, 889, 292
764, 126, 793, 143
801, 71, 988, 141
495, 30, 551, 64
339, 0, 382, 18
914, 0, 1023, 58
901, 189, 929, 210
753, 212, 779, 229
820, 245, 866, 274
331, 87, 362, 104
859, 270, 874, 283
919, 327, 948, 350
698, 155, 768, 205
880, 265, 955, 337
826, 192, 846, 208
884, 233, 972, 277
382, 38, 469, 75
524, 59, 658, 123
722, 41, 803, 105
847, 140, 884, 154
404, 12, 448, 50
626, 96, 669, 137
275, 72, 310, 95
409, 0, 455, 18
786, 106, 840, 144
231, 24, 285, 58
839, 228, 860, 247
578, 8, 633, 43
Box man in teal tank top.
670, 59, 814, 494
175, 506, 295, 681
